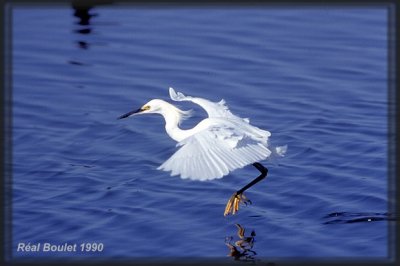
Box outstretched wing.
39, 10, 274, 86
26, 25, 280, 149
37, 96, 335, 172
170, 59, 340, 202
169, 87, 239, 119
158, 121, 272, 181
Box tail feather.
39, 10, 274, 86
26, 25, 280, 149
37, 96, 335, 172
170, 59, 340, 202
275, 145, 287, 157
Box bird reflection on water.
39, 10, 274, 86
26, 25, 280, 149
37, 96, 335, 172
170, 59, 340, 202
225, 224, 257, 262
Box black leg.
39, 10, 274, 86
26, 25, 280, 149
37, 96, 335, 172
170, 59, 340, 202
237, 162, 268, 194
224, 162, 268, 216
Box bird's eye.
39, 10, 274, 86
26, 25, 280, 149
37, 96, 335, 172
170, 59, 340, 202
142, 105, 150, 111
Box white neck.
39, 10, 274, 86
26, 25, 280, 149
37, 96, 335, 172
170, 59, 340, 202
160, 105, 192, 142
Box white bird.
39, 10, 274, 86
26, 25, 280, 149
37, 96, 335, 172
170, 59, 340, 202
118, 87, 287, 216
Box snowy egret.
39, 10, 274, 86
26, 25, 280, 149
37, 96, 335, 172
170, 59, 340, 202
118, 87, 286, 216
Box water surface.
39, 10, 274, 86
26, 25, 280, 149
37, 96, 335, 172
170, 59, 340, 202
10, 5, 391, 262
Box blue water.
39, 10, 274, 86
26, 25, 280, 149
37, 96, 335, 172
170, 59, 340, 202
9, 5, 391, 262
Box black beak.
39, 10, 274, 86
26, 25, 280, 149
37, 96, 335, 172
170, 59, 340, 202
117, 108, 142, 120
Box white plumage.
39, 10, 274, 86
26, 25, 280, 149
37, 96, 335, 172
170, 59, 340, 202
159, 88, 274, 180
118, 87, 286, 181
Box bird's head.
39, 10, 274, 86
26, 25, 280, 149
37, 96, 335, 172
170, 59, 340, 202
118, 99, 168, 119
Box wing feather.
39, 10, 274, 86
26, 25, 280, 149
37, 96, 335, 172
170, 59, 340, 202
158, 124, 272, 181
169, 87, 241, 120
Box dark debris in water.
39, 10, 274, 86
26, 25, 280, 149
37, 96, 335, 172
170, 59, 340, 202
323, 212, 396, 224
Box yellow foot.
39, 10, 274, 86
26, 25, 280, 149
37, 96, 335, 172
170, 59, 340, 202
224, 192, 252, 216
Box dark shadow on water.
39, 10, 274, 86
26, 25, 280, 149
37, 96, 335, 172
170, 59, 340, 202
71, 1, 98, 50
225, 224, 257, 263
322, 211, 397, 224
72, 4, 96, 26
67, 60, 85, 66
